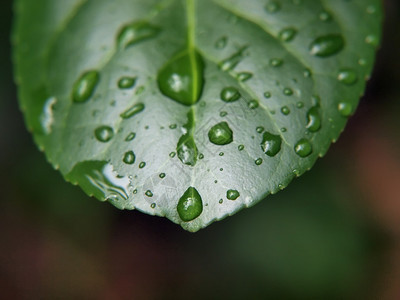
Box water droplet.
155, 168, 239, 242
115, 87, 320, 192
319, 11, 332, 22
177, 111, 198, 166
145, 190, 153, 197
293, 169, 300, 176
279, 27, 297, 42
220, 111, 228, 117
123, 151, 136, 164
219, 199, 223, 204
248, 100, 259, 109
199, 153, 204, 159
219, 152, 224, 156
264, 91, 272, 98
237, 72, 253, 82
337, 69, 358, 85
169, 124, 177, 129
169, 152, 176, 158
256, 126, 264, 133
159, 173, 166, 179
261, 132, 282, 157
238, 145, 244, 151
118, 76, 137, 89
72, 70, 100, 103
139, 162, 146, 168
158, 49, 204, 106
117, 21, 160, 49
215, 36, 228, 49
255, 158, 263, 165
219, 46, 247, 71
208, 122, 233, 145
281, 106, 290, 115
306, 106, 321, 132
95, 126, 114, 143
365, 34, 378, 46
294, 138, 313, 157
265, 1, 281, 13
120, 103, 145, 119
125, 132, 136, 141
135, 86, 145, 95
283, 88, 293, 96
221, 87, 241, 102
303, 69, 312, 78
151, 203, 156, 208
310, 34, 345, 57
177, 187, 203, 222
227, 189, 240, 200
296, 101, 304, 108
220, 168, 224, 172
40, 97, 56, 134
281, 127, 287, 132
270, 58, 283, 67
338, 101, 353, 117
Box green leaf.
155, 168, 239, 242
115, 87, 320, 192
13, 0, 382, 232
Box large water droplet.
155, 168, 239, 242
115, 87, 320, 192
177, 111, 198, 166
261, 132, 282, 157
95, 126, 114, 142
294, 138, 313, 157
66, 161, 130, 208
279, 28, 297, 42
310, 34, 345, 57
123, 151, 136, 165
306, 106, 321, 132
72, 70, 100, 103
337, 69, 358, 85
120, 103, 145, 119
118, 76, 137, 89
177, 187, 203, 222
117, 21, 160, 49
227, 189, 240, 200
221, 87, 241, 102
208, 122, 233, 145
158, 49, 204, 106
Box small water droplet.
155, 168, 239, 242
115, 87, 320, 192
219, 46, 247, 71
281, 127, 287, 132
265, 1, 281, 13
270, 58, 283, 67
215, 36, 228, 49
256, 126, 264, 133
208, 122, 233, 145
139, 162, 146, 168
264, 91, 272, 98
310, 34, 345, 57
338, 101, 353, 117
219, 152, 224, 156
118, 76, 137, 89
219, 168, 224, 171
221, 87, 241, 102
281, 106, 290, 115
158, 49, 205, 106
283, 88, 293, 96
169, 152, 176, 158
72, 70, 100, 103
227, 189, 240, 200
306, 106, 321, 132
123, 151, 136, 164
145, 190, 153, 197
296, 101, 304, 108
117, 21, 160, 49
294, 138, 313, 157
151, 203, 156, 208
159, 173, 166, 179
169, 124, 177, 129
220, 111, 228, 117
279, 27, 297, 42
120, 103, 145, 119
293, 169, 300, 176
337, 69, 358, 85
255, 158, 263, 165
238, 145, 245, 151
177, 187, 203, 222
133, 189, 138, 194
237, 72, 253, 82
95, 126, 114, 142
303, 69, 312, 78
199, 153, 204, 159
177, 111, 198, 166
365, 34, 378, 46
248, 100, 259, 109
261, 132, 282, 157
319, 11, 332, 22
219, 199, 223, 204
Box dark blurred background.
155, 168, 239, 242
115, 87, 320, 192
1, 1, 400, 299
